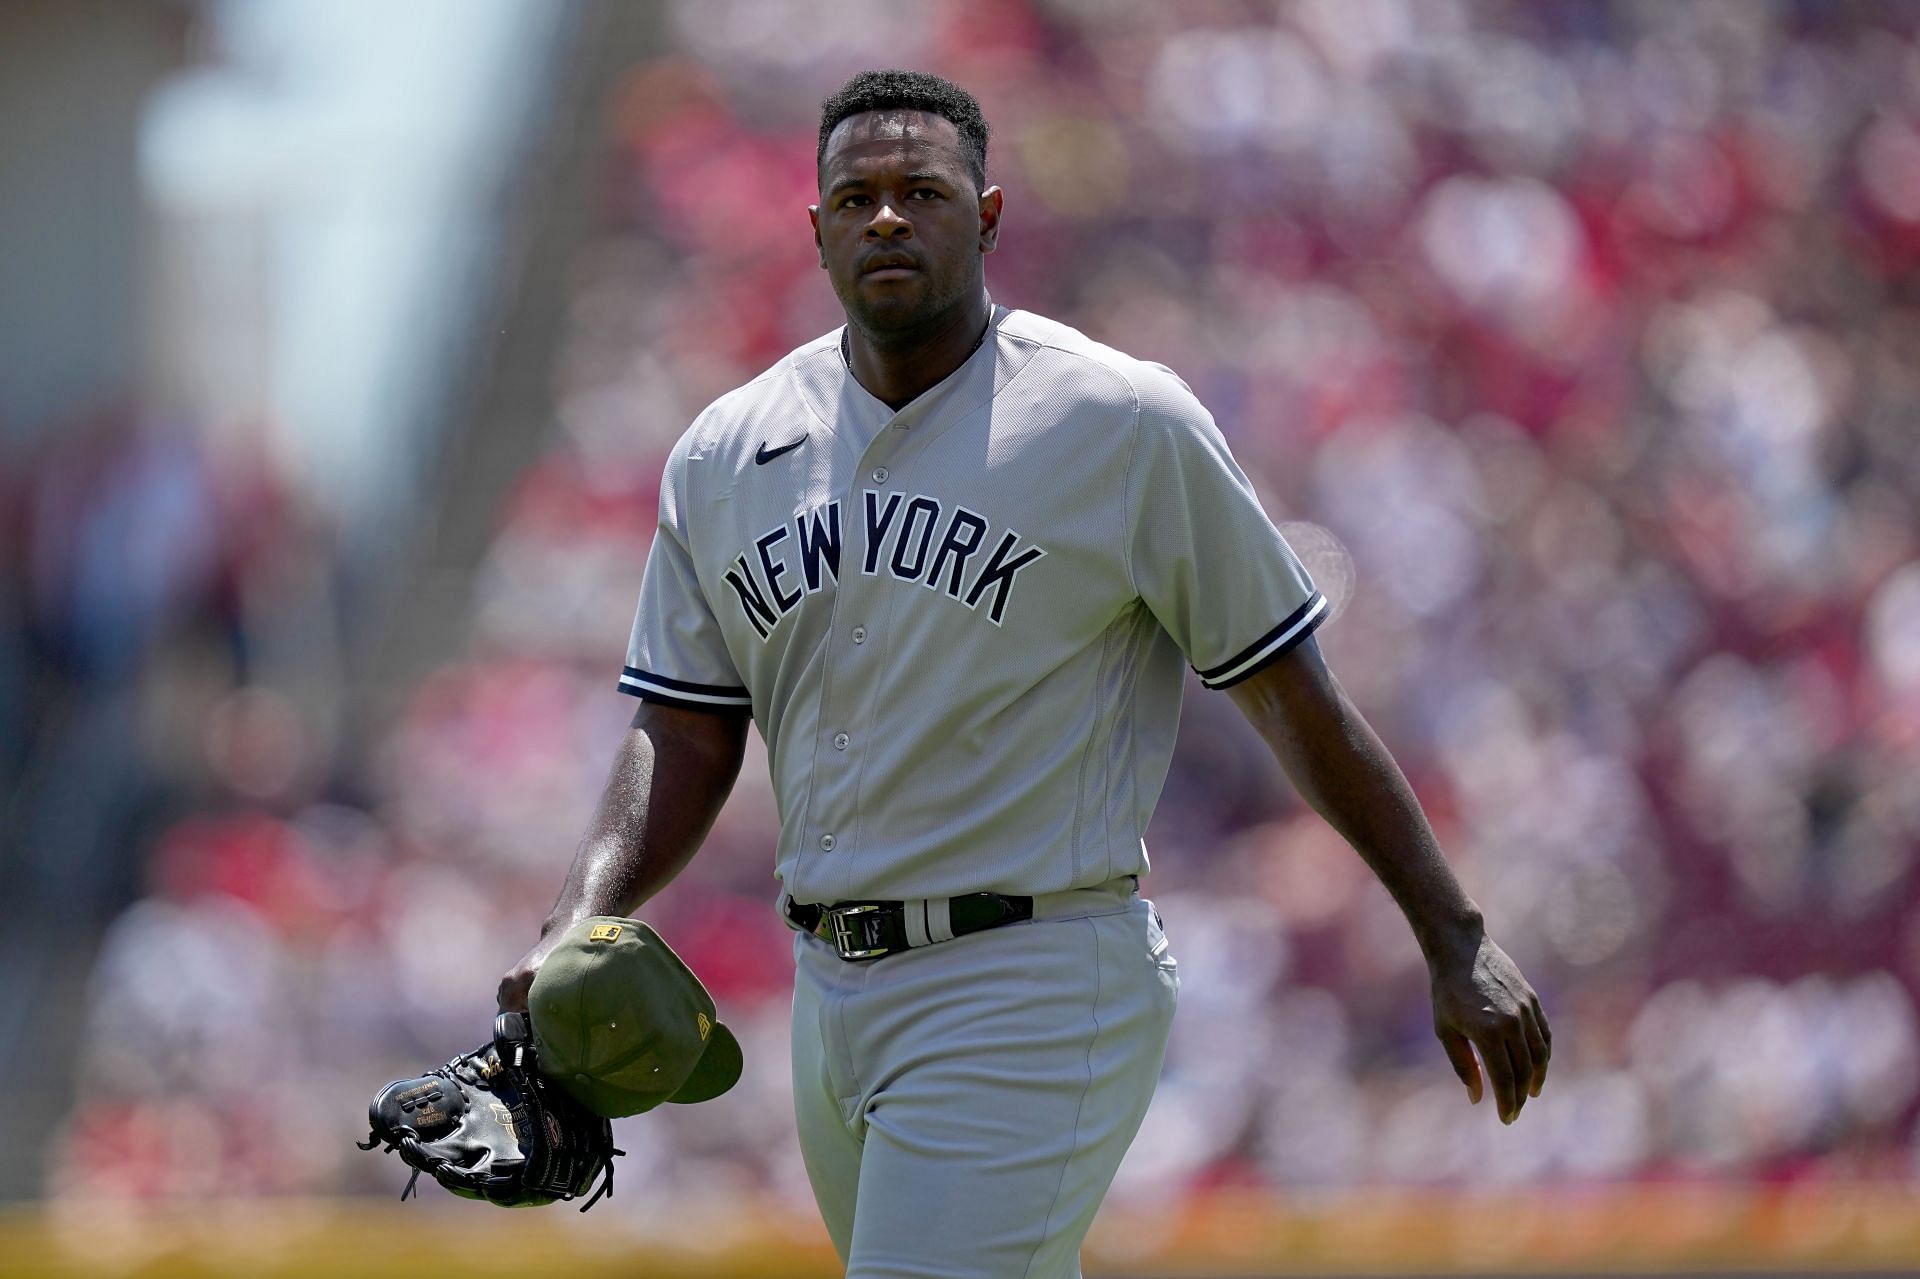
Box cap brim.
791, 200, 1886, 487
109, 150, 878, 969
666, 1022, 743, 1104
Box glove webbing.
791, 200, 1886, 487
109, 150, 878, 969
356, 1130, 619, 1212
358, 1042, 622, 1212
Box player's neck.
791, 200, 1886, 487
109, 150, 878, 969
844, 293, 992, 411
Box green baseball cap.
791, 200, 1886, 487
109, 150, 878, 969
528, 917, 743, 1118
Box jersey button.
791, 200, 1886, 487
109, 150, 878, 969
851, 626, 867, 644
833, 732, 849, 750
871, 467, 889, 484
819, 834, 837, 852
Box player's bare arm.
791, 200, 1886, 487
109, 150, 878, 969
1227, 635, 1551, 1126
497, 699, 749, 1012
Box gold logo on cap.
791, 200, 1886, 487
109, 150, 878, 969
696, 1012, 712, 1041
589, 923, 622, 943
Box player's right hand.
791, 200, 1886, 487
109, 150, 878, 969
497, 927, 565, 1013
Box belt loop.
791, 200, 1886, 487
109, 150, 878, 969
902, 899, 932, 949
926, 897, 955, 943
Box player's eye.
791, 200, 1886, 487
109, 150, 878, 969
840, 194, 871, 208
909, 188, 941, 200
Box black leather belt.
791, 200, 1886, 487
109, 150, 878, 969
784, 892, 1034, 961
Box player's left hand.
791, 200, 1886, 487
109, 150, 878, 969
1427, 930, 1549, 1125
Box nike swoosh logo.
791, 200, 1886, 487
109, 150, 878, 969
755, 437, 806, 465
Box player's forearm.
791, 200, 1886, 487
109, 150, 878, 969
541, 701, 749, 932
1228, 639, 1482, 963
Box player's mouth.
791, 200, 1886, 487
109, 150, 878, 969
862, 255, 921, 280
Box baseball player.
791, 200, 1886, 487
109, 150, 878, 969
499, 69, 1550, 1277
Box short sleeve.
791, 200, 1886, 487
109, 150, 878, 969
618, 438, 752, 711
1125, 365, 1327, 690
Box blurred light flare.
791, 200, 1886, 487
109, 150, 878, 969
1868, 562, 1920, 694
1417, 176, 1589, 340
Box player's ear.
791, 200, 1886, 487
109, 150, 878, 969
808, 205, 826, 268
978, 185, 1003, 254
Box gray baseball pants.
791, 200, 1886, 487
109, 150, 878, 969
790, 879, 1179, 1278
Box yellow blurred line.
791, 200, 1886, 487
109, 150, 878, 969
1, 1184, 1918, 1278
0, 1200, 844, 1279
1081, 1184, 1920, 1275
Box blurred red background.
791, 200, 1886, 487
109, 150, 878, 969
6, 0, 1920, 1273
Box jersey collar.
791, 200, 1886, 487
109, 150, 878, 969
792, 301, 1018, 450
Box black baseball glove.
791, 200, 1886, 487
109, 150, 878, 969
358, 1011, 621, 1211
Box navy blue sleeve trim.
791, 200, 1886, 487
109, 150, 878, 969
617, 666, 752, 708
617, 683, 753, 712
1194, 593, 1330, 690
621, 666, 749, 697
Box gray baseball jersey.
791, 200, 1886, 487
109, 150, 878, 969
621, 304, 1325, 905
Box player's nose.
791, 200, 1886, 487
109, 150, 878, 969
864, 202, 913, 237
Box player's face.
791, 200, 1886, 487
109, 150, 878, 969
811, 111, 1001, 340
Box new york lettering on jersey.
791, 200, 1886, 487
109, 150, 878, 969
720, 494, 1047, 640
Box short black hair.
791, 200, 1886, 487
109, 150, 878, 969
817, 69, 989, 192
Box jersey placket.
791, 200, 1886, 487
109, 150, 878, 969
788, 314, 1008, 903
798, 412, 916, 901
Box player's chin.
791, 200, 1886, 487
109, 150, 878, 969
850, 289, 939, 332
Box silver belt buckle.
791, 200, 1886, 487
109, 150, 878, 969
828, 903, 890, 959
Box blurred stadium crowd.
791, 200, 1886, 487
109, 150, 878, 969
13, 0, 1920, 1224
